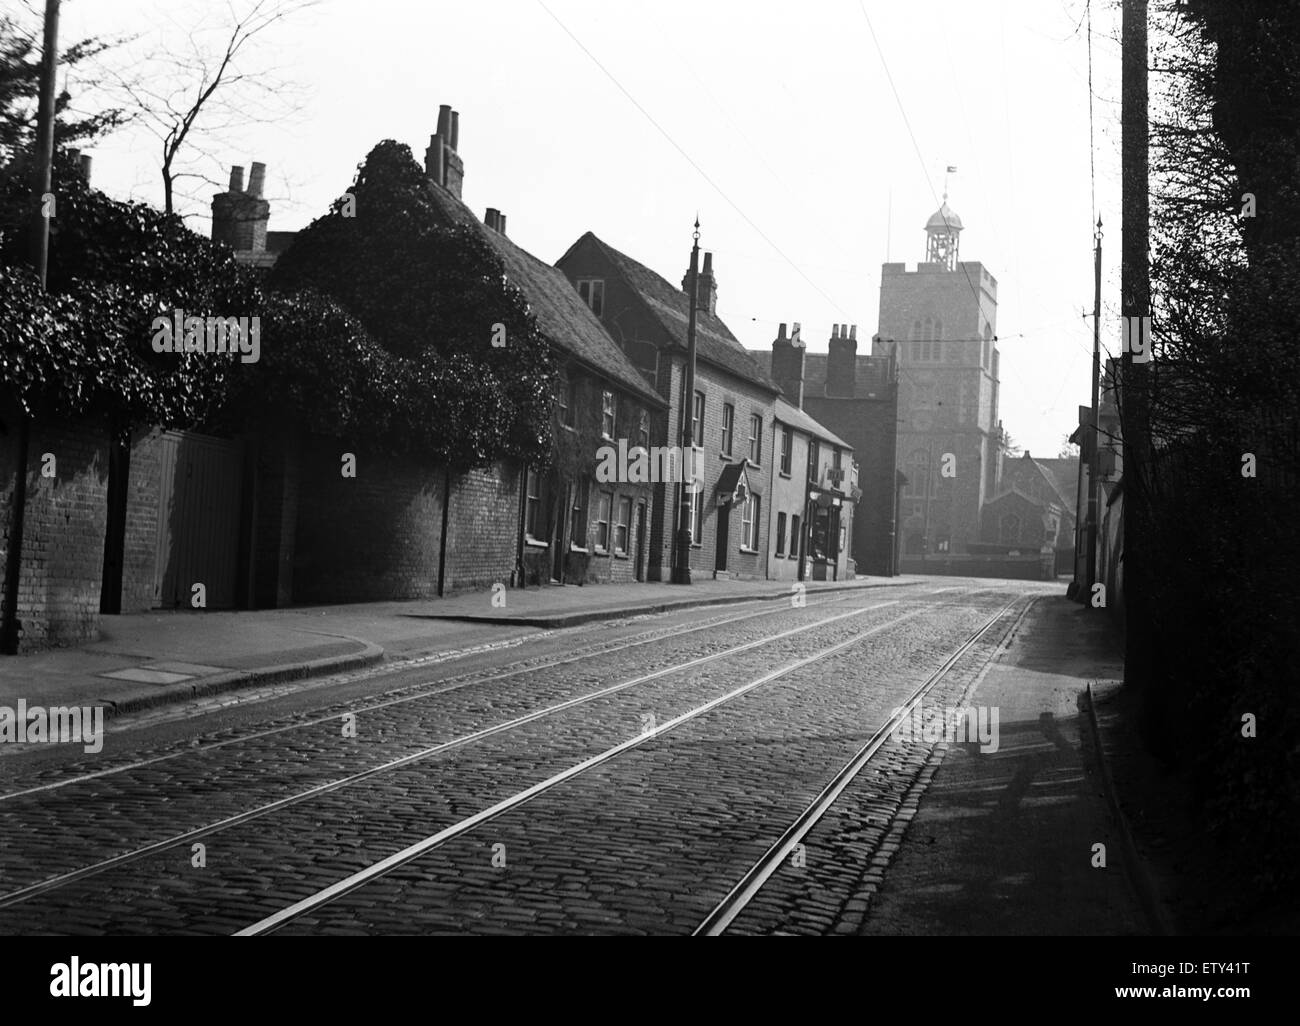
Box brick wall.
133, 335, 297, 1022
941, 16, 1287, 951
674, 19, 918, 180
120, 427, 163, 612
0, 410, 109, 650
442, 462, 521, 594
292, 436, 520, 603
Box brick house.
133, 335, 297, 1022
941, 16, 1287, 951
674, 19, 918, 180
751, 322, 899, 576
764, 379, 858, 583
556, 234, 781, 581
419, 108, 668, 587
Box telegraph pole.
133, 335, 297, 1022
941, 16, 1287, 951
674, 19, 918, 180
1087, 217, 1102, 595
2, 0, 59, 655
671, 218, 701, 585
1121, 0, 1151, 687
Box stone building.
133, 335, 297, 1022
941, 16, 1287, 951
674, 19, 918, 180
871, 199, 1002, 563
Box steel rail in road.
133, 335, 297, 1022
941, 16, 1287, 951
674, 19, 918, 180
0, 589, 977, 911
692, 595, 1035, 936
0, 585, 933, 804
233, 598, 979, 936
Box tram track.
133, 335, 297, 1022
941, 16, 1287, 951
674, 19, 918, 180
0, 587, 979, 911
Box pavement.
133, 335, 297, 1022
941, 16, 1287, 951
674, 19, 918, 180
0, 574, 919, 722
858, 595, 1158, 935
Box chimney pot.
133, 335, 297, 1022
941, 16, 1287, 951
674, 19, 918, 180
247, 161, 266, 198
832, 324, 840, 339
229, 165, 245, 192
450, 110, 460, 151
777, 322, 788, 340
437, 105, 452, 139
498, 213, 506, 236
792, 322, 802, 345
78, 154, 92, 183
850, 324, 857, 340
485, 207, 500, 231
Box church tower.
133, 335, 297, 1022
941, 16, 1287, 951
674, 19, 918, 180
871, 198, 1001, 562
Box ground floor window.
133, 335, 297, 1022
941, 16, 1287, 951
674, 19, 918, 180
790, 514, 801, 558
741, 494, 760, 551
615, 496, 632, 554
775, 512, 787, 556
596, 491, 613, 552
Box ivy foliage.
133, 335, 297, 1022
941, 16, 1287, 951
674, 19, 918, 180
265, 140, 555, 468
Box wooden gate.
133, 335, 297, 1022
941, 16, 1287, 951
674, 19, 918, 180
154, 431, 244, 609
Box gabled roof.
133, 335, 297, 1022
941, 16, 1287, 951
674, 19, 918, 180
425, 190, 664, 408
562, 232, 779, 393
985, 485, 1062, 513
774, 398, 852, 451
749, 350, 895, 401
1031, 456, 1080, 508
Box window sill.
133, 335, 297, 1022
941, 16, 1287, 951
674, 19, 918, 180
739, 546, 758, 555
594, 547, 610, 557
778, 471, 792, 480
613, 551, 629, 560
570, 544, 589, 554
524, 536, 548, 550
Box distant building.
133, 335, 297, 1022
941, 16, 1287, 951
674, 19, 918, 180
749, 323, 899, 575
870, 199, 1002, 562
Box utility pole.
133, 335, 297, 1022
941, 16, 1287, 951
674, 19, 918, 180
671, 218, 701, 585
2, 0, 59, 655
1087, 217, 1102, 595
1121, 0, 1151, 688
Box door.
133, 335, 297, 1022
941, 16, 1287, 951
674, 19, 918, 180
635, 503, 647, 582
715, 501, 730, 573
154, 431, 244, 609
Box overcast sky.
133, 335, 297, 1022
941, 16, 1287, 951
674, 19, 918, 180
28, 0, 1125, 456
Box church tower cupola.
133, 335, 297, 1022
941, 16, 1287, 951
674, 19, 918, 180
924, 198, 963, 270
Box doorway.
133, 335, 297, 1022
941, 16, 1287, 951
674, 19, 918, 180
715, 501, 729, 573
635, 503, 647, 581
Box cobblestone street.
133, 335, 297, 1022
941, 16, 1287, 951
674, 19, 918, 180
0, 578, 1140, 937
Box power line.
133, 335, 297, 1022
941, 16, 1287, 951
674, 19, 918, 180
534, 0, 850, 317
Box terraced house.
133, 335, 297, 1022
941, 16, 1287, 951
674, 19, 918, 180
556, 235, 782, 581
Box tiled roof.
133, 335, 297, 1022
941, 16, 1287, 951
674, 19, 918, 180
1031, 457, 1079, 509
568, 232, 779, 393
425, 189, 664, 408
748, 350, 894, 400
773, 398, 852, 451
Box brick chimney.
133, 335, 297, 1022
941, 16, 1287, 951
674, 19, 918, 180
826, 323, 858, 397
682, 251, 718, 316
425, 103, 465, 199
211, 161, 270, 253
771, 321, 806, 408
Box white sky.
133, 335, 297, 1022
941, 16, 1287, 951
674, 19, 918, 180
30, 0, 1125, 456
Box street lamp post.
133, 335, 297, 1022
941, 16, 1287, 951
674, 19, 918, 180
672, 219, 701, 585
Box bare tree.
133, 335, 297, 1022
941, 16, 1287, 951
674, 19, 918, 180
103, 0, 318, 217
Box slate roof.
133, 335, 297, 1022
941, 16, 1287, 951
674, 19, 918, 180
563, 232, 779, 393
425, 191, 664, 408
749, 350, 895, 401
773, 398, 852, 451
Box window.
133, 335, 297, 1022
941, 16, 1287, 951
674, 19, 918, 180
637, 410, 650, 452
692, 391, 705, 447
748, 414, 762, 464
525, 468, 542, 541
596, 491, 613, 551
741, 494, 760, 551
615, 496, 632, 554
807, 439, 819, 483
721, 403, 734, 455
790, 514, 801, 559
775, 512, 787, 556
780, 426, 793, 475
833, 446, 843, 472
577, 279, 605, 317
689, 485, 703, 544
570, 479, 589, 549
564, 379, 578, 428
601, 391, 616, 439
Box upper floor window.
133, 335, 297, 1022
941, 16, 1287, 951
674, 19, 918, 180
807, 439, 820, 483
780, 426, 793, 475
692, 391, 705, 447
748, 414, 762, 464
577, 279, 605, 318
637, 410, 650, 452
601, 390, 616, 439
721, 403, 735, 456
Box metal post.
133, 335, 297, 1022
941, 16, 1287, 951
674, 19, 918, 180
672, 219, 701, 585
1087, 218, 1102, 595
